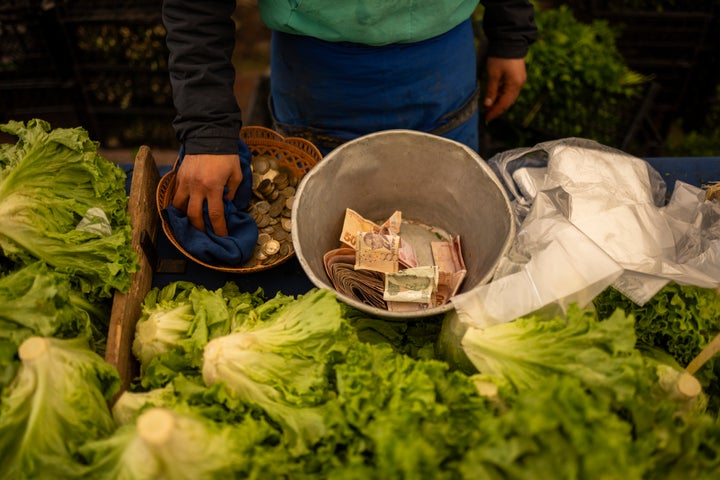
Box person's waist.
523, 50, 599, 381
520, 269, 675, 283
269, 18, 477, 85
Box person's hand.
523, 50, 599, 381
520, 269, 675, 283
171, 153, 243, 236
483, 57, 528, 122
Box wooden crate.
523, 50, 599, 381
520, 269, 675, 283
106, 146, 160, 396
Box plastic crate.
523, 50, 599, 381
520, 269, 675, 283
564, 2, 716, 136
87, 111, 178, 149
0, 0, 46, 14
0, 1, 174, 148
0, 3, 84, 128
54, 3, 174, 148
78, 68, 172, 109
0, 81, 81, 115
62, 20, 168, 68
0, 4, 74, 83
0, 86, 86, 147
567, 0, 717, 16
57, 0, 162, 22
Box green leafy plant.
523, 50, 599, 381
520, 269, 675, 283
663, 83, 720, 156
483, 5, 650, 148
0, 336, 119, 479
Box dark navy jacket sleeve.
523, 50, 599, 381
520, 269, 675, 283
162, 0, 537, 155
481, 0, 538, 58
162, 0, 241, 155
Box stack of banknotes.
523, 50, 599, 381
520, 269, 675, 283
323, 208, 467, 312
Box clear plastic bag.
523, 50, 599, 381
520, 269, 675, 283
454, 138, 720, 328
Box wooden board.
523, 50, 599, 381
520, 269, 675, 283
106, 146, 160, 396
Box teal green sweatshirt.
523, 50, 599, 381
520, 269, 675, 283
259, 0, 480, 46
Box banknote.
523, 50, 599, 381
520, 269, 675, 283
398, 238, 419, 268
386, 299, 433, 312
383, 266, 439, 303
339, 208, 379, 248
431, 236, 467, 305
355, 232, 400, 274
329, 209, 466, 311
323, 247, 357, 278
379, 210, 402, 235
323, 247, 386, 309
341, 209, 416, 269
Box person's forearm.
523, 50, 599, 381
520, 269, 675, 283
480, 0, 538, 58
163, 0, 241, 154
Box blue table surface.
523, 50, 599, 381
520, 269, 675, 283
647, 156, 720, 192
122, 156, 720, 297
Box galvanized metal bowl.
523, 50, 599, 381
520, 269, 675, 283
292, 129, 515, 319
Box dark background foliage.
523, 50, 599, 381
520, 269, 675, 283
1, 0, 718, 159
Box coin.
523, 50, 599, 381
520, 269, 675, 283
263, 239, 281, 255
269, 198, 284, 217
252, 173, 262, 189
252, 155, 271, 174
258, 178, 274, 197
271, 189, 283, 201
257, 233, 271, 245
273, 172, 289, 190
272, 229, 288, 242
256, 214, 270, 228
242, 257, 257, 268
237, 154, 309, 270
254, 247, 267, 261
254, 200, 271, 214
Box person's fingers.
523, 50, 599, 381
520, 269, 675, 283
186, 191, 206, 233
171, 175, 190, 211
485, 84, 522, 122
206, 192, 228, 236
484, 57, 528, 122
169, 153, 242, 235
483, 74, 500, 109
224, 168, 243, 202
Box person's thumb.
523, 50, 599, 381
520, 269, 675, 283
484, 78, 499, 107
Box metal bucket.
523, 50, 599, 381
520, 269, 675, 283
292, 129, 515, 319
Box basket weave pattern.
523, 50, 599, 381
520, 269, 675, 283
156, 126, 322, 272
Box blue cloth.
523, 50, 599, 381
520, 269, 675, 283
161, 140, 258, 266
269, 18, 479, 155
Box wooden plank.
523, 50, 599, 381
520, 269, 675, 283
106, 145, 160, 398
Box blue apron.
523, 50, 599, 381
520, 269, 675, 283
269, 19, 479, 155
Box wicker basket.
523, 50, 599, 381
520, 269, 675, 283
156, 126, 322, 273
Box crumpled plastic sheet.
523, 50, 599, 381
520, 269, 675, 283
451, 137, 720, 329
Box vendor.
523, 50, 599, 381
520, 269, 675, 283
162, 0, 538, 236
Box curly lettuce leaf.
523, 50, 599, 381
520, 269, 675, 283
327, 342, 491, 479
132, 282, 262, 388
461, 305, 643, 403
593, 283, 720, 413
80, 406, 285, 480
0, 262, 92, 340
0, 262, 100, 389
0, 336, 119, 479
0, 119, 137, 300
201, 288, 354, 455
460, 374, 645, 480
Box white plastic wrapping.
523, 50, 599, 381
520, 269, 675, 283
452, 138, 720, 328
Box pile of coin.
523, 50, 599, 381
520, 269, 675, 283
244, 154, 300, 268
